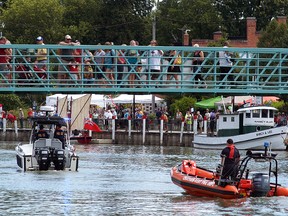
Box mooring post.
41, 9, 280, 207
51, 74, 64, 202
180, 120, 184, 144
160, 119, 163, 145
142, 118, 146, 144
112, 119, 115, 142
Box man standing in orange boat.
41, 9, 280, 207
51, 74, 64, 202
220, 138, 240, 179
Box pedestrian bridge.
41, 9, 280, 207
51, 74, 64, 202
0, 44, 287, 95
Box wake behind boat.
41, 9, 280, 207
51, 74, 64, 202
193, 106, 288, 150
171, 143, 288, 199
15, 106, 79, 171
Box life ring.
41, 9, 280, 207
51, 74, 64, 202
181, 160, 197, 175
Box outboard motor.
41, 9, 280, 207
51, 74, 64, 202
38, 149, 50, 171
251, 173, 270, 197
53, 149, 66, 170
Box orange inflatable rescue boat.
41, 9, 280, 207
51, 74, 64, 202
171, 145, 288, 199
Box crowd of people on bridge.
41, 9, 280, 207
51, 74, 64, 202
0, 34, 238, 88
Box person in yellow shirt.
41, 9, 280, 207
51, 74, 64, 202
185, 110, 192, 132
35, 36, 47, 70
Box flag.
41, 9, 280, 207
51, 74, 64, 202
84, 119, 102, 132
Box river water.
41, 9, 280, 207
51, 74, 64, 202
1, 142, 288, 216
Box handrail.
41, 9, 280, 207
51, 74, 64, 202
0, 44, 286, 95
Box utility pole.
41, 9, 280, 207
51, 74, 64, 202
152, 0, 159, 113
152, 0, 160, 40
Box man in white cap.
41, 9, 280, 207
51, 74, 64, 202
58, 35, 79, 82
35, 36, 47, 70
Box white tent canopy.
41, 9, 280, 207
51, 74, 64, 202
46, 94, 88, 106
111, 94, 163, 104
91, 94, 105, 107
46, 94, 163, 107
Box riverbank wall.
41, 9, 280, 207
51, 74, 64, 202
0, 129, 193, 147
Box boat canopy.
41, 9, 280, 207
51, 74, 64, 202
31, 116, 67, 127
237, 106, 278, 113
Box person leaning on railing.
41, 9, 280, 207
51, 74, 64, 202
192, 44, 206, 87
103, 42, 116, 84
34, 36, 47, 70
127, 40, 139, 88
57, 35, 79, 83
167, 49, 181, 86
218, 41, 234, 86
0, 36, 12, 83
147, 40, 164, 87
93, 44, 106, 86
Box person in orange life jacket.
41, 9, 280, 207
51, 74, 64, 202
36, 125, 49, 139
220, 138, 240, 179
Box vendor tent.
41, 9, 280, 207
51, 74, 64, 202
214, 96, 253, 106
112, 94, 164, 104
195, 96, 222, 109
196, 96, 280, 110
91, 94, 105, 107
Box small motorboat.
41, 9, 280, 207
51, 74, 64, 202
70, 130, 92, 144
171, 143, 288, 199
15, 106, 79, 171
70, 119, 101, 144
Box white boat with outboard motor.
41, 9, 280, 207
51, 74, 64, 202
193, 106, 288, 150
15, 106, 79, 171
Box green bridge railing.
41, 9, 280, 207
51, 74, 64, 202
0, 44, 287, 95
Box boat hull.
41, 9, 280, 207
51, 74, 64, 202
70, 136, 92, 144
171, 166, 239, 199
16, 143, 79, 172
193, 126, 288, 150
171, 161, 288, 199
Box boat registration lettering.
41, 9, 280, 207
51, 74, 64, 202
254, 120, 273, 124
256, 130, 272, 136
183, 176, 215, 186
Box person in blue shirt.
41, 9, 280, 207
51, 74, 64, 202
103, 42, 116, 83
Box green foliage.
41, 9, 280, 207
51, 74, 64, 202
214, 0, 288, 37
257, 19, 288, 48
2, 0, 65, 43
0, 0, 154, 45
0, 94, 23, 111
1, 0, 288, 46
207, 36, 228, 47
170, 96, 197, 116
157, 0, 221, 45
148, 113, 156, 120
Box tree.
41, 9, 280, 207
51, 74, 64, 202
60, 0, 102, 44
257, 19, 288, 109
93, 0, 154, 44
214, 0, 288, 37
170, 96, 197, 116
0, 94, 22, 111
156, 0, 221, 45
257, 19, 288, 48
1, 0, 65, 43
